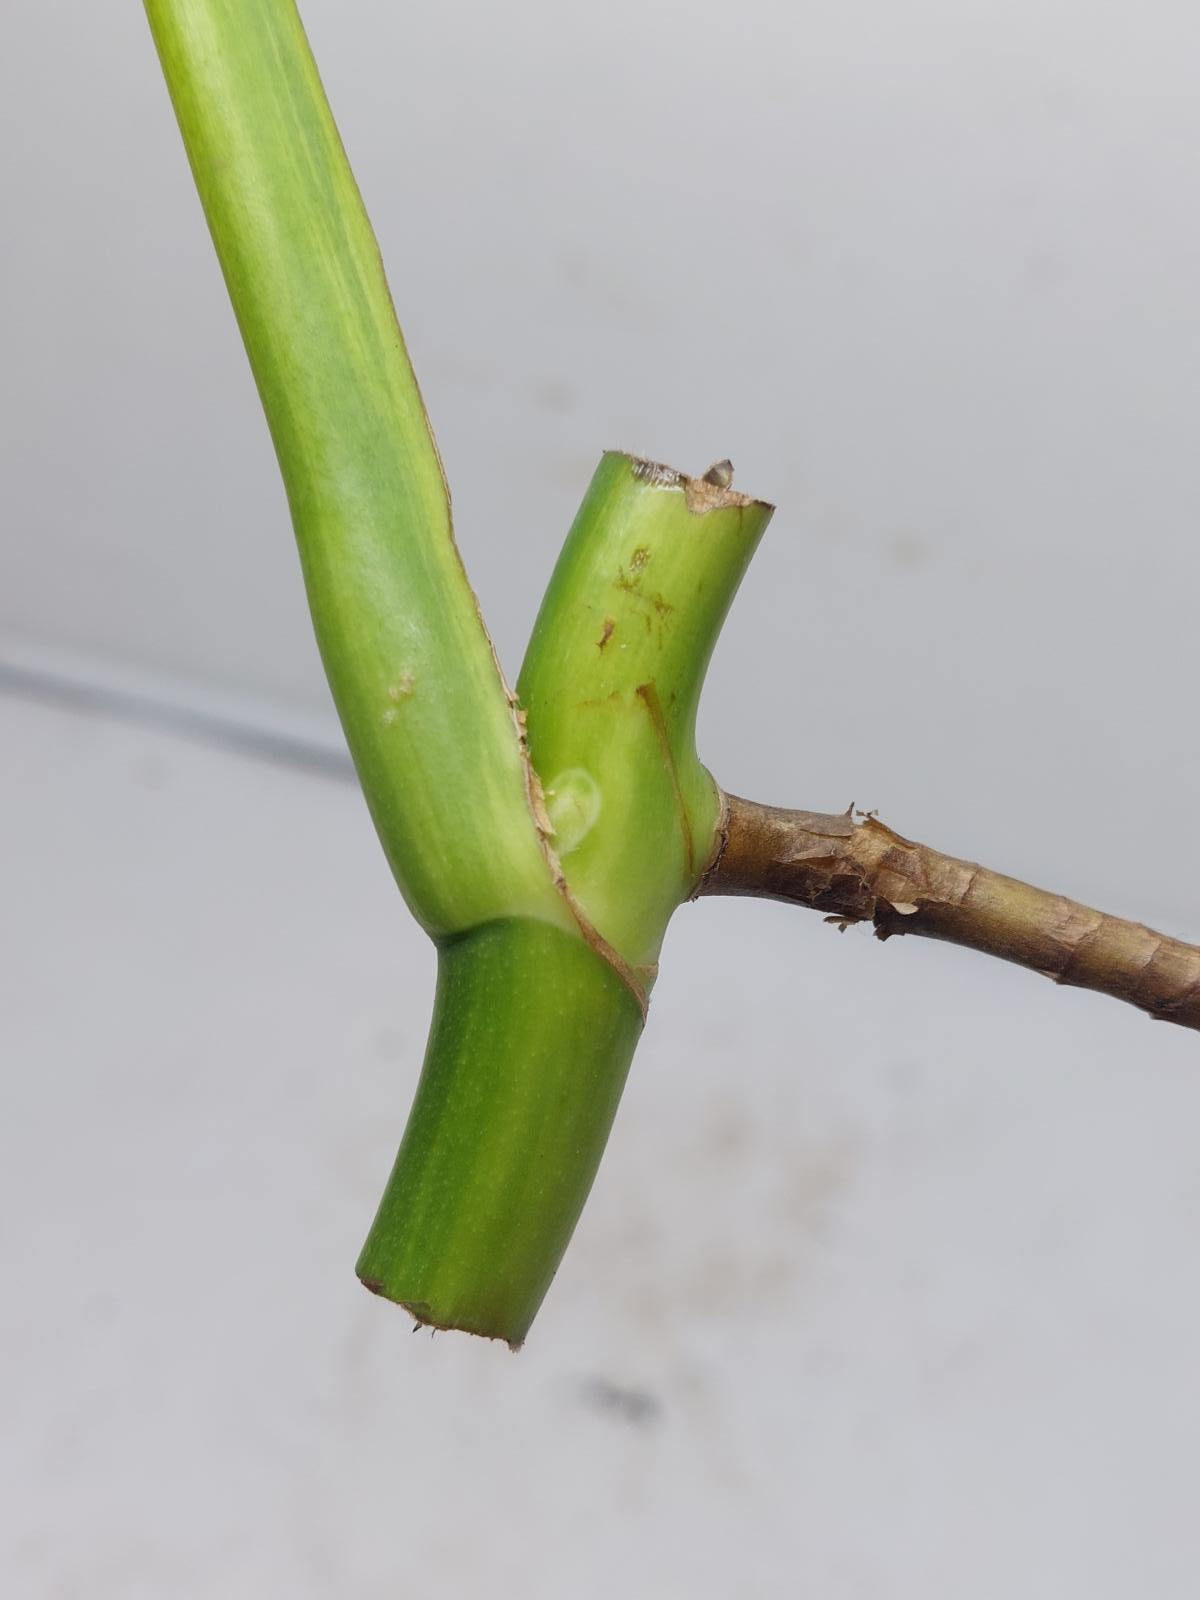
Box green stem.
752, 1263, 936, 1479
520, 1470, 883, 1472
144, 0, 562, 938
356, 920, 643, 1347
519, 454, 773, 975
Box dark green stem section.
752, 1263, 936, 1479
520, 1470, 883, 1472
356, 919, 643, 1346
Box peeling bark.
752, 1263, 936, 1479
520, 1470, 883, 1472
702, 794, 1200, 1032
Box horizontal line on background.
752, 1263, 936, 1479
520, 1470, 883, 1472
0, 632, 356, 782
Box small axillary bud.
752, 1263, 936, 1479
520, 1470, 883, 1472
702, 459, 734, 488
543, 767, 602, 855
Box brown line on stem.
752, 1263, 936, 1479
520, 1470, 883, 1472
636, 681, 695, 877
699, 793, 1200, 1032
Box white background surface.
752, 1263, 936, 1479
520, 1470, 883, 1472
4, 1, 1200, 1594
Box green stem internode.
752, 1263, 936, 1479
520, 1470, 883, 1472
356, 919, 643, 1347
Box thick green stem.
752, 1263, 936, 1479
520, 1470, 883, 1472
356, 920, 643, 1347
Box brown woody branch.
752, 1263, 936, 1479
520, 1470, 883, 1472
700, 794, 1200, 1032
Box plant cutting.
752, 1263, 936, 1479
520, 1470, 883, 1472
145, 0, 1200, 1349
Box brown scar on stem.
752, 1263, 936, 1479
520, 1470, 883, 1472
614, 568, 674, 644
636, 680, 695, 877
597, 616, 616, 652
552, 858, 652, 1020
625, 453, 770, 517
511, 692, 649, 1017
701, 793, 1200, 1032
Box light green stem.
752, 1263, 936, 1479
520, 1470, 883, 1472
144, 0, 563, 939
519, 455, 773, 974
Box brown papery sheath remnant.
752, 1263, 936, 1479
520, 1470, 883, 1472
702, 794, 1200, 1031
